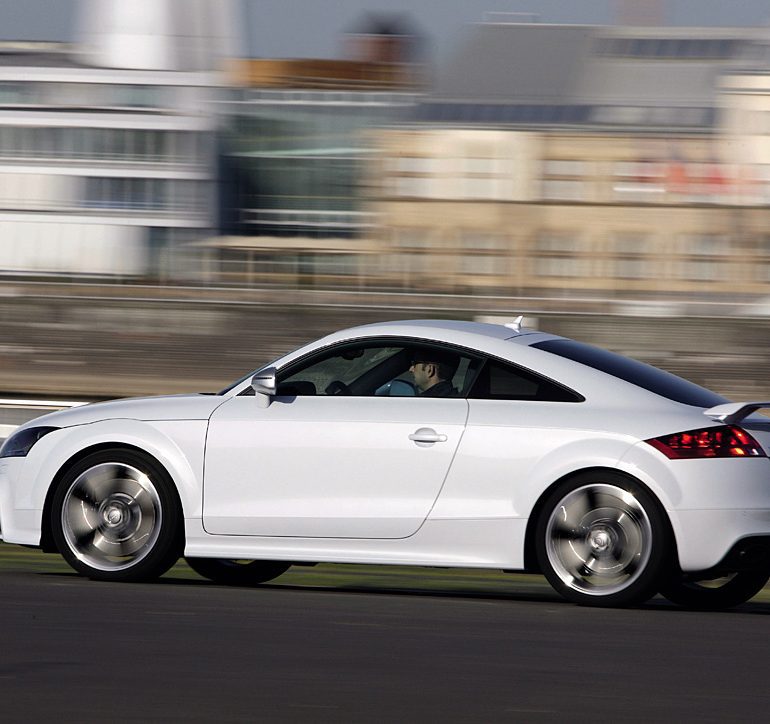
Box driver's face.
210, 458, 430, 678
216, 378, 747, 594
410, 361, 431, 392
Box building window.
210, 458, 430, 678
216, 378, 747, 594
678, 260, 721, 282
0, 82, 37, 105
534, 257, 590, 277
457, 232, 506, 276
679, 234, 730, 256
613, 258, 650, 279
459, 255, 506, 275
395, 230, 429, 249
390, 251, 428, 276
455, 156, 505, 200
533, 232, 588, 277
388, 156, 443, 199
460, 232, 503, 251
0, 126, 202, 165
543, 160, 585, 176
535, 231, 579, 253
541, 179, 584, 201
541, 159, 588, 202
110, 85, 167, 109
82, 177, 201, 213
610, 232, 648, 255
607, 233, 661, 279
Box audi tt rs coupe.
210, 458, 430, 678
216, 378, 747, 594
1, 318, 769, 608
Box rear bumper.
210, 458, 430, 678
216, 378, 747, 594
671, 508, 770, 572
712, 536, 770, 574
619, 445, 770, 571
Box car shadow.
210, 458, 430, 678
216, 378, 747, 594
31, 569, 770, 613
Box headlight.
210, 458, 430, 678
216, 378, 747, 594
0, 427, 59, 458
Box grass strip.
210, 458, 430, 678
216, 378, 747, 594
1, 542, 767, 602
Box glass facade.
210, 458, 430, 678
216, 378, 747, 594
219, 91, 414, 238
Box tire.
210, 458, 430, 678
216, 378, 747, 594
51, 448, 183, 582
535, 471, 671, 607
660, 569, 770, 610
185, 557, 291, 586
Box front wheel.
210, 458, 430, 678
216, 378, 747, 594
535, 472, 671, 607
660, 570, 770, 610
185, 557, 291, 586
51, 449, 182, 582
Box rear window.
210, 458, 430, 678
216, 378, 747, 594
532, 339, 727, 408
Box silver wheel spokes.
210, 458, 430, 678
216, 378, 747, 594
545, 484, 652, 596
62, 463, 162, 571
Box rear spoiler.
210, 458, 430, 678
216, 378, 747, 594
704, 402, 770, 425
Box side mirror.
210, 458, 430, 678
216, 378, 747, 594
251, 367, 277, 408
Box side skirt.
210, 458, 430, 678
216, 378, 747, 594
184, 517, 526, 570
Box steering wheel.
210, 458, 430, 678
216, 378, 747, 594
325, 380, 350, 396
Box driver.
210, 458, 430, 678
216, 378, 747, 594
409, 350, 460, 397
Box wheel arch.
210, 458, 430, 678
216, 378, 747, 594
522, 465, 677, 573
40, 442, 184, 553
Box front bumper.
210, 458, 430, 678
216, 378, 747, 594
0, 457, 42, 546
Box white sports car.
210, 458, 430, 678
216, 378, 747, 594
1, 319, 770, 608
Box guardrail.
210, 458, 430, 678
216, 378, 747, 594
0, 398, 87, 438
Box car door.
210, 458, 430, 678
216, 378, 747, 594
203, 341, 471, 539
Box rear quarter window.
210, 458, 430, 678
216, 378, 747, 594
532, 339, 727, 408
468, 359, 583, 402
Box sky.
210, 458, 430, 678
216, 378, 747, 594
1, 0, 769, 64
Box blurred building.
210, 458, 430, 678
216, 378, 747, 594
203, 14, 423, 287
368, 22, 770, 297
0, 0, 236, 277
5, 5, 770, 303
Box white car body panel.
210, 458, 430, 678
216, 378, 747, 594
431, 415, 638, 520
204, 395, 468, 538
29, 394, 225, 426
1, 318, 770, 580
184, 518, 525, 569
0, 415, 210, 542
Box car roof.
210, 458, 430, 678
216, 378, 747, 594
273, 319, 561, 371
329, 319, 536, 342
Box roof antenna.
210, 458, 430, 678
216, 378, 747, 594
504, 315, 524, 332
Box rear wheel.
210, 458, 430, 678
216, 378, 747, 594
185, 557, 291, 586
51, 449, 182, 582
535, 472, 670, 607
660, 569, 770, 610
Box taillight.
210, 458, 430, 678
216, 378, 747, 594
645, 425, 766, 459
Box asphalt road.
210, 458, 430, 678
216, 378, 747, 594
0, 567, 768, 723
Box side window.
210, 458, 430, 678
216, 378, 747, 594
279, 345, 404, 396
276, 340, 479, 398
468, 359, 582, 402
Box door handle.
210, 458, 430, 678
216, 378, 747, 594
409, 427, 448, 444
